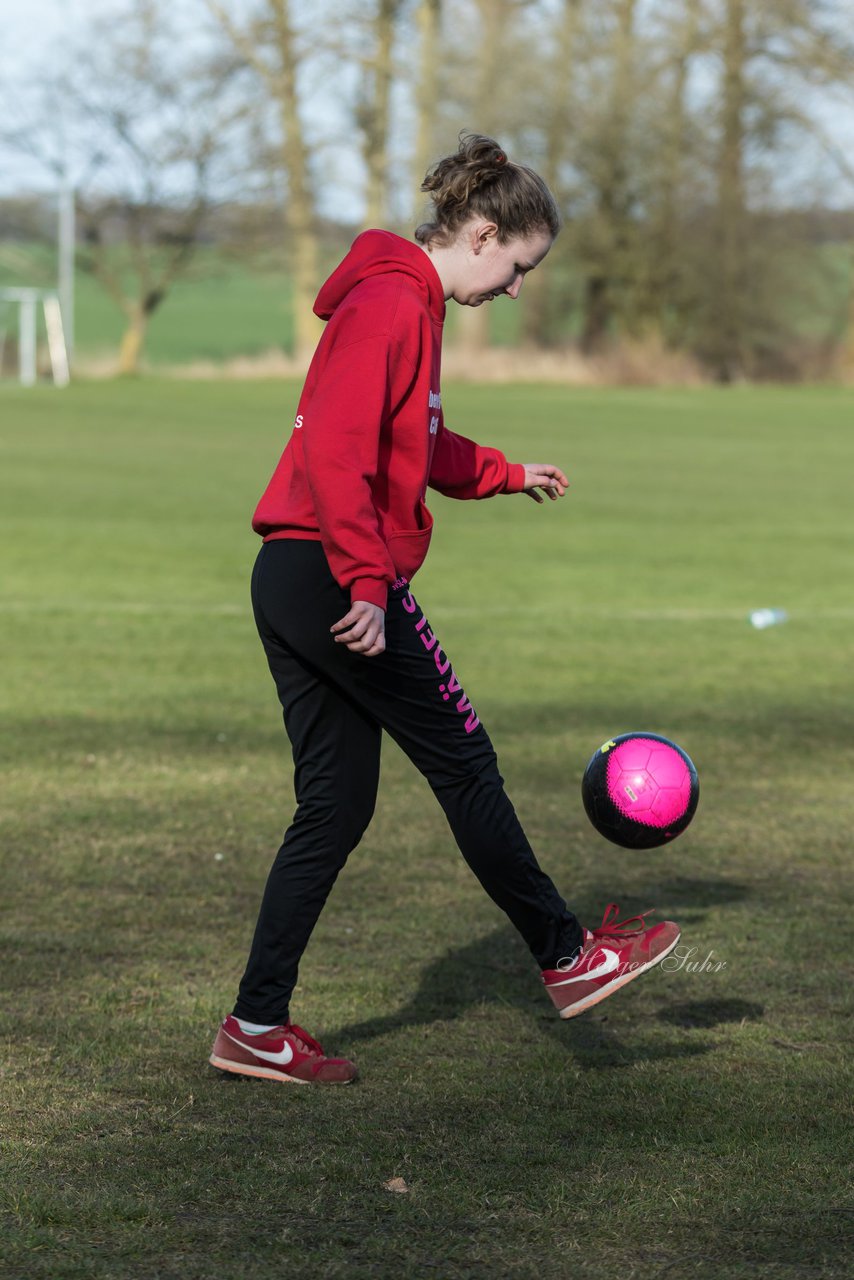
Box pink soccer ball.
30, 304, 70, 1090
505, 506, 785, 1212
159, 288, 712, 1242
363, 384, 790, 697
581, 733, 699, 849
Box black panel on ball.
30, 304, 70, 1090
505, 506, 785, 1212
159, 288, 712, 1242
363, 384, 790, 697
581, 732, 699, 850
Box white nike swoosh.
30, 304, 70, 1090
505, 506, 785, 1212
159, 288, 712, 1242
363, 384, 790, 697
224, 1028, 294, 1066
549, 947, 621, 987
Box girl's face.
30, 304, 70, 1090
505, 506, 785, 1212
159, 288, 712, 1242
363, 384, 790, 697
457, 224, 553, 307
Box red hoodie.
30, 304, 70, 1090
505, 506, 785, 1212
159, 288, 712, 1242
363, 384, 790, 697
252, 230, 527, 609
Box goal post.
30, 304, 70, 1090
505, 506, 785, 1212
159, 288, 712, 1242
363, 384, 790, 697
0, 184, 75, 387
0, 287, 70, 387
43, 295, 70, 386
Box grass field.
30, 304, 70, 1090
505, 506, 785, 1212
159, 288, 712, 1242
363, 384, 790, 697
0, 246, 526, 366
1, 379, 853, 1279
2, 240, 851, 367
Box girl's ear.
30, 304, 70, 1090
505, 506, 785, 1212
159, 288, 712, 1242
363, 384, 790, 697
471, 221, 499, 254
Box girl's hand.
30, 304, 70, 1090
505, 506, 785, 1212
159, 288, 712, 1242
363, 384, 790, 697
331, 601, 386, 657
520, 463, 569, 503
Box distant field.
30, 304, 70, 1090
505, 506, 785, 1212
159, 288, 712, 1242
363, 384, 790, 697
1, 380, 852, 1278
1, 240, 851, 368
0, 242, 524, 366
0, 245, 301, 364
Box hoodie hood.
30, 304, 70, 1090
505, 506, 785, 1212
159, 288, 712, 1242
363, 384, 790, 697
314, 229, 446, 326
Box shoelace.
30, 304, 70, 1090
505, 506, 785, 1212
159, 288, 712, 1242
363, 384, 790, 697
285, 1022, 325, 1057
590, 902, 655, 940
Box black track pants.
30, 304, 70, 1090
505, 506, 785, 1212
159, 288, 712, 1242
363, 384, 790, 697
233, 539, 583, 1024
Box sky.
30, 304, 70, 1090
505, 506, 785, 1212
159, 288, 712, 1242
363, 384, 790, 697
2, 0, 853, 209
0, 0, 98, 192
0, 0, 366, 214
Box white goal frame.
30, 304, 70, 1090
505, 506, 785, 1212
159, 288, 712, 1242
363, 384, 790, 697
0, 287, 70, 387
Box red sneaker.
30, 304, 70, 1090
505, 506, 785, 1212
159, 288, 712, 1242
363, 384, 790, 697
209, 1016, 357, 1085
542, 903, 681, 1019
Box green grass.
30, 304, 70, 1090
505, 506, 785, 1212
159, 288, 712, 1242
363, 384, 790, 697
2, 238, 850, 367
1, 380, 852, 1279
0, 246, 300, 364
0, 244, 526, 365
0, 241, 483, 366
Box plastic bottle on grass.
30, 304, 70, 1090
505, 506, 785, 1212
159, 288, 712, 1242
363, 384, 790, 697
749, 608, 789, 630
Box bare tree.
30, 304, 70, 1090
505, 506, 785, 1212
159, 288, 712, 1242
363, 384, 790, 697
206, 0, 323, 360
445, 0, 529, 353
518, 0, 584, 347
707, 0, 750, 379
6, 0, 853, 381
556, 0, 854, 374
80, 195, 212, 377
1, 0, 244, 375
637, 0, 705, 338
413, 0, 443, 204
355, 0, 406, 227
696, 0, 854, 378
574, 0, 641, 353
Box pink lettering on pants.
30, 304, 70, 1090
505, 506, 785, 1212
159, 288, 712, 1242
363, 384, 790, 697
401, 590, 480, 734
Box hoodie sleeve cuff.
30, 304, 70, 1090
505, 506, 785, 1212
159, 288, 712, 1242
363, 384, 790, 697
351, 577, 389, 610
504, 463, 528, 494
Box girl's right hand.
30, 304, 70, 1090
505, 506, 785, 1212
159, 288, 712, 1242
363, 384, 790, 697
330, 601, 386, 657
520, 462, 569, 502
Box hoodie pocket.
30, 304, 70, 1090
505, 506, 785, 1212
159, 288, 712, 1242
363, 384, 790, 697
385, 506, 434, 580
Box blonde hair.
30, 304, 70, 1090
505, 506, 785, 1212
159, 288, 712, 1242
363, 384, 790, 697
416, 133, 560, 247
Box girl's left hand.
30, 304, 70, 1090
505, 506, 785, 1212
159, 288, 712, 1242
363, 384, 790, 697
520, 463, 569, 503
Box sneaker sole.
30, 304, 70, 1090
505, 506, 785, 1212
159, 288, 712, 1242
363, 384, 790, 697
209, 1053, 354, 1084
557, 930, 682, 1019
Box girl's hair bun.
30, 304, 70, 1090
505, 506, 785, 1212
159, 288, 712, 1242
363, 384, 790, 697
416, 132, 560, 247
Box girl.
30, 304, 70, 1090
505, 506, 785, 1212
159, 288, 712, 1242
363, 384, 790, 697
210, 134, 681, 1085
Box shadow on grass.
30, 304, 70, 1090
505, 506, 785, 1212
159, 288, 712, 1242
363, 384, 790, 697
331, 873, 750, 1067
628, 873, 753, 925
0, 713, 283, 769
489, 697, 854, 755
658, 998, 764, 1029
332, 921, 720, 1072
7, 688, 853, 780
